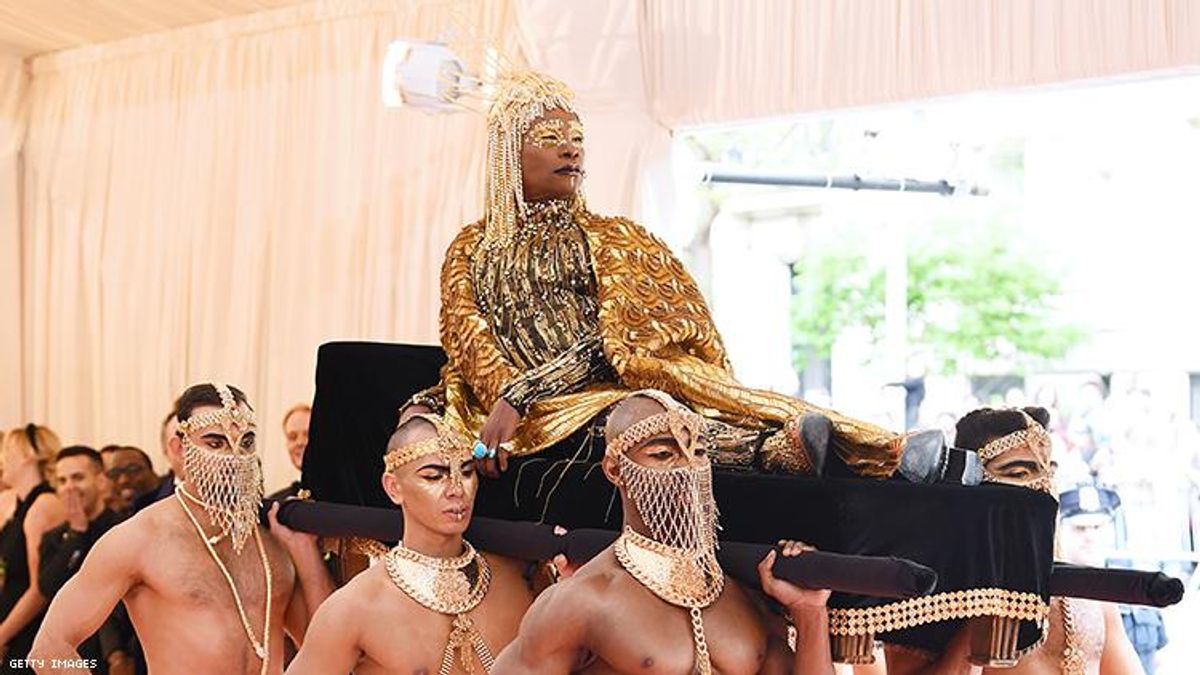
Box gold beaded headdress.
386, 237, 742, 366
483, 71, 579, 247
606, 389, 705, 459
177, 383, 256, 437
176, 383, 263, 553
385, 413, 474, 478
978, 410, 1055, 494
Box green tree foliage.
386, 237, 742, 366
790, 223, 1086, 372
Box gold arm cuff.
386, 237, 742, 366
828, 588, 1049, 636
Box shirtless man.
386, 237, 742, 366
288, 413, 534, 674
30, 383, 333, 675
885, 407, 1143, 675
492, 390, 835, 675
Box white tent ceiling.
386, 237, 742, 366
0, 0, 310, 57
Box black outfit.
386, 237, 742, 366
0, 482, 56, 674
475, 415, 619, 529
36, 509, 123, 674
131, 473, 174, 513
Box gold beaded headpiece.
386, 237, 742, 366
483, 71, 579, 248
978, 410, 1055, 493
176, 383, 262, 553
606, 390, 705, 459
384, 413, 474, 474
177, 383, 256, 441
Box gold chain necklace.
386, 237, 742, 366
1059, 598, 1085, 675
176, 488, 272, 675
385, 541, 494, 675
614, 527, 724, 675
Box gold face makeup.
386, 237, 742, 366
386, 414, 478, 523
409, 454, 478, 521
525, 118, 585, 150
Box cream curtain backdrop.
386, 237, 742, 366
18, 0, 519, 488
640, 0, 1200, 127
1, 55, 25, 428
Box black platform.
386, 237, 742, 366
303, 341, 1057, 654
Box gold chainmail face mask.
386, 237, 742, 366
177, 383, 263, 553
483, 71, 580, 248
608, 391, 720, 551
978, 411, 1055, 494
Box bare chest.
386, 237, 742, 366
586, 582, 767, 675
125, 529, 294, 672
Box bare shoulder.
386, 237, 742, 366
340, 562, 391, 599
334, 562, 422, 620
318, 565, 387, 619
24, 489, 64, 531
112, 499, 197, 557
483, 552, 530, 581
132, 496, 188, 534
73, 512, 157, 582
533, 549, 621, 619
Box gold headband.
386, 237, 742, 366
483, 70, 578, 248
384, 414, 473, 473
977, 410, 1055, 493
977, 411, 1050, 464
607, 391, 705, 458
177, 383, 256, 435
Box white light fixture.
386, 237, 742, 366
381, 40, 476, 112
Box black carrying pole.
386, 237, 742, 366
265, 499, 1186, 608
265, 499, 936, 599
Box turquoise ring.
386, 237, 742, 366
472, 440, 489, 460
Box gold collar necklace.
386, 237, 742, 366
614, 526, 724, 675
385, 541, 494, 675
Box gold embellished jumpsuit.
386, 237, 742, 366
418, 200, 903, 478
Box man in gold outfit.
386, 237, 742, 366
406, 71, 975, 526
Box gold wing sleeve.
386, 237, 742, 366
591, 216, 734, 377
438, 222, 522, 411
